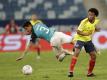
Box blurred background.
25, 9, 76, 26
0, 0, 107, 52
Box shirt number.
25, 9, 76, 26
36, 24, 49, 34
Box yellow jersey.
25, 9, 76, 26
30, 20, 42, 26
74, 18, 100, 42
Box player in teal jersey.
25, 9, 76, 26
16, 21, 74, 62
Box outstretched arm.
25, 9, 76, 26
16, 42, 31, 61
16, 28, 38, 61
16, 35, 31, 61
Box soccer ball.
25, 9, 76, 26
22, 65, 33, 75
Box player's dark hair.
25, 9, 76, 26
23, 21, 32, 28
88, 8, 99, 17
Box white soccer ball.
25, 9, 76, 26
22, 65, 33, 75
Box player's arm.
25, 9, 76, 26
16, 38, 31, 61
77, 30, 92, 36
95, 19, 101, 32
95, 22, 101, 32
16, 31, 37, 61
77, 20, 92, 36
95, 27, 100, 32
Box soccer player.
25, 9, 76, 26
16, 14, 41, 61
16, 20, 74, 62
68, 8, 100, 77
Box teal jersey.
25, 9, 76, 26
31, 23, 55, 42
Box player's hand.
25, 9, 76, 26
16, 56, 23, 61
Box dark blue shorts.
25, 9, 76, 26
75, 40, 95, 53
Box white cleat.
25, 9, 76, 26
71, 52, 74, 55
56, 53, 66, 62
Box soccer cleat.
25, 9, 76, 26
56, 53, 66, 62
58, 53, 66, 62
71, 51, 74, 55
87, 73, 95, 77
68, 72, 74, 77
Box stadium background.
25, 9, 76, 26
0, 0, 107, 51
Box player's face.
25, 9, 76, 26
88, 11, 96, 22
24, 25, 32, 35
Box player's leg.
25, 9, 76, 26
50, 32, 68, 62
35, 41, 41, 59
84, 41, 96, 77
68, 40, 84, 77
52, 46, 66, 62
58, 32, 74, 55
62, 48, 74, 55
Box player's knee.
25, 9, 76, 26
90, 52, 96, 60
73, 48, 80, 57
74, 51, 80, 57
92, 55, 96, 60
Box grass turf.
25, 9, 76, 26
0, 50, 107, 80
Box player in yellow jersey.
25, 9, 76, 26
68, 8, 100, 77
16, 14, 41, 60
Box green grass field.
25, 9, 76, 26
0, 50, 107, 80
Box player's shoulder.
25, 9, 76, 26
33, 21, 47, 29
36, 20, 42, 23
30, 20, 42, 26
81, 18, 88, 23
95, 17, 100, 23
80, 18, 88, 24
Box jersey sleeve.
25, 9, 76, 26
77, 18, 87, 31
78, 21, 85, 31
95, 19, 101, 31
95, 19, 100, 26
